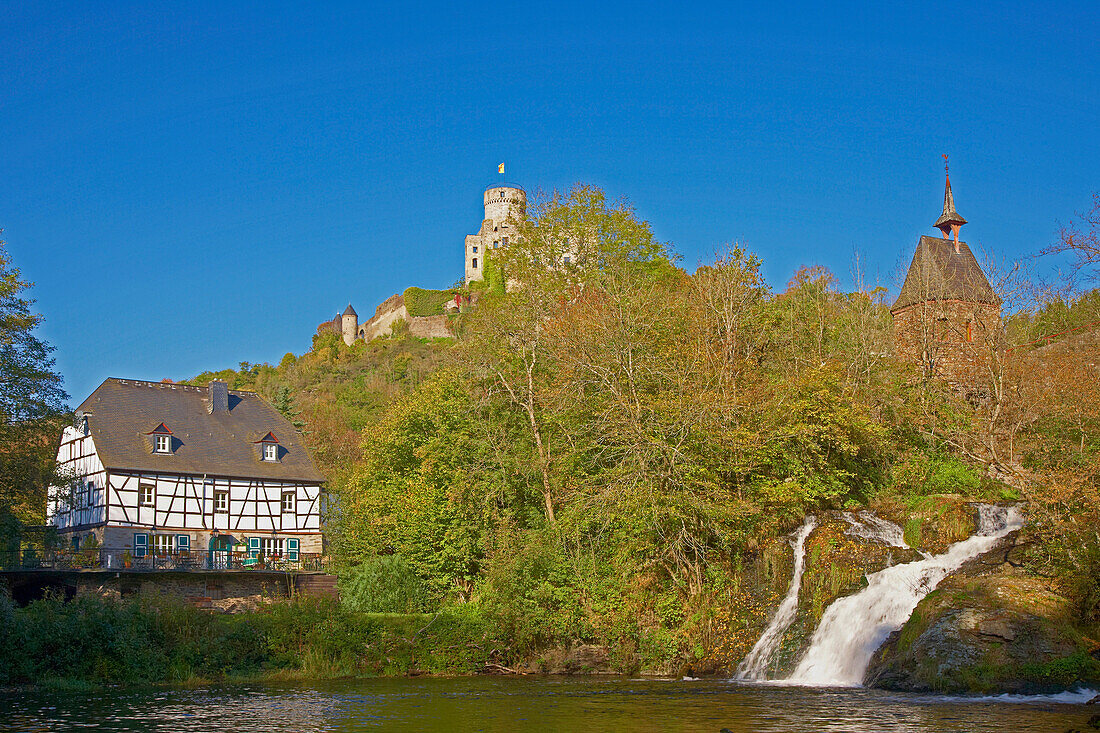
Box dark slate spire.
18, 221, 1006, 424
342, 303, 357, 317
934, 156, 967, 241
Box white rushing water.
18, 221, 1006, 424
782, 504, 1024, 687
840, 511, 909, 549
735, 515, 818, 681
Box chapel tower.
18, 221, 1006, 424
891, 166, 1001, 392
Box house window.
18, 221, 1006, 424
262, 538, 284, 557
139, 483, 155, 506
214, 491, 228, 512
263, 443, 278, 461
152, 534, 176, 555
154, 434, 171, 453
282, 491, 296, 513
472, 258, 478, 269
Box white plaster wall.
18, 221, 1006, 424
106, 472, 321, 533
49, 425, 107, 530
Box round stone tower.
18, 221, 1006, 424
466, 184, 527, 284
483, 184, 527, 226
341, 304, 358, 346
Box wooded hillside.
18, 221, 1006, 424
188, 185, 1100, 672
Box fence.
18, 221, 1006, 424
0, 547, 325, 573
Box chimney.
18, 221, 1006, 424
209, 380, 229, 413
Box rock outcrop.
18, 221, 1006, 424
865, 532, 1100, 693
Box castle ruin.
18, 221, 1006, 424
464, 184, 527, 285
317, 182, 526, 343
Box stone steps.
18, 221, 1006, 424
295, 573, 339, 601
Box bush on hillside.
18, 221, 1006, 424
338, 555, 433, 613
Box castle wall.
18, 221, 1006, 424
892, 299, 1001, 391
407, 315, 452, 339
360, 295, 409, 341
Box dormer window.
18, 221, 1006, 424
148, 423, 173, 454
257, 432, 280, 462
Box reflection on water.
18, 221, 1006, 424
1, 677, 1095, 732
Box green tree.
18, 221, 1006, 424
271, 385, 305, 430
0, 236, 68, 524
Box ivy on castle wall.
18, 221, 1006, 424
404, 287, 458, 317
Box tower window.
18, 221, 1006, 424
472, 258, 478, 269
502, 237, 508, 246
472, 245, 478, 254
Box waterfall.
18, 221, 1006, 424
841, 511, 909, 549
782, 504, 1024, 687
735, 515, 818, 681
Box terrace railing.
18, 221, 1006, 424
0, 547, 325, 573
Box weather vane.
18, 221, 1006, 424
943, 153, 949, 174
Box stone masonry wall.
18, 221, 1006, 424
408, 315, 452, 338
70, 571, 290, 612
892, 299, 1002, 391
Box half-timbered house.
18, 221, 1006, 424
48, 378, 324, 567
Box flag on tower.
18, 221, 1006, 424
498, 162, 505, 175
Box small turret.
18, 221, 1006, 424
341, 304, 358, 346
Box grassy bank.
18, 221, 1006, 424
0, 594, 511, 687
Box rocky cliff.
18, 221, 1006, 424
865, 531, 1100, 694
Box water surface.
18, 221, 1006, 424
2, 677, 1095, 732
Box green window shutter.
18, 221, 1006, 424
286, 538, 299, 561
248, 537, 260, 558
133, 533, 148, 557
176, 534, 190, 552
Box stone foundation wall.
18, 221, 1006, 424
79, 572, 290, 612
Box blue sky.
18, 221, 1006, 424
2, 1, 1098, 403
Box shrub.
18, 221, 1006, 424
338, 555, 432, 613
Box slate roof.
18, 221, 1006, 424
77, 378, 325, 483
892, 236, 1000, 311
342, 303, 357, 317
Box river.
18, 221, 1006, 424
2, 677, 1095, 732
